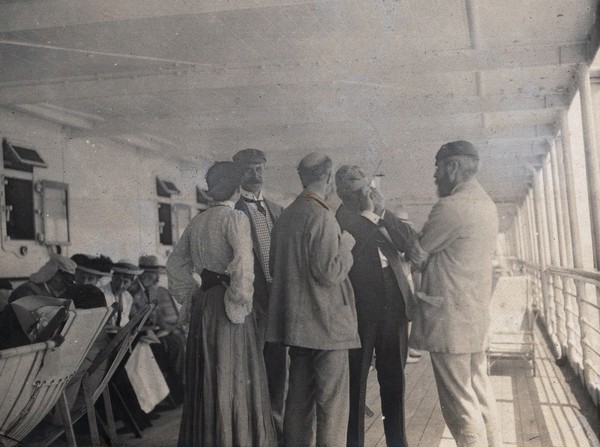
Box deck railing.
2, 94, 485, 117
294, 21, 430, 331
508, 257, 600, 406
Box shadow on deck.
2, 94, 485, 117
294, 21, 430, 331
117, 325, 600, 447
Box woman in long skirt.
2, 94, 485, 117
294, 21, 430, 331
167, 161, 276, 447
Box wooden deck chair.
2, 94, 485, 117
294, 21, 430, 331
41, 303, 156, 447
487, 275, 538, 376
0, 306, 112, 447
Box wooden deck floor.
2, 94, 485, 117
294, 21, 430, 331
118, 325, 600, 446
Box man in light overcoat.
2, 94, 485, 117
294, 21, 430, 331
408, 140, 502, 447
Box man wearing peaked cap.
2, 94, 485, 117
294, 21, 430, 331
407, 140, 502, 447
435, 139, 480, 161
232, 147, 267, 165
232, 148, 287, 444
9, 252, 76, 302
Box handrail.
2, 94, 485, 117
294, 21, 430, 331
545, 265, 600, 286
506, 257, 600, 405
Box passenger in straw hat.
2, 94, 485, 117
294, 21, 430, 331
71, 253, 112, 287
99, 260, 142, 328
131, 254, 186, 406
101, 259, 171, 429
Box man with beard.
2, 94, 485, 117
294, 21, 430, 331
267, 153, 360, 447
232, 148, 286, 443
335, 165, 416, 447
407, 141, 502, 447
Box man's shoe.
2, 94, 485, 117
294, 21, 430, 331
408, 348, 423, 358
406, 355, 421, 364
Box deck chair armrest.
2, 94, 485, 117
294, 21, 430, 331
86, 303, 156, 375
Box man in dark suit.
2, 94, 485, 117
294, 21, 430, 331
335, 165, 417, 447
232, 148, 286, 444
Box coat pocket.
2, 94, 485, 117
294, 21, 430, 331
415, 292, 444, 307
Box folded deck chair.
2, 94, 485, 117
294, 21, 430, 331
487, 275, 538, 376
42, 303, 156, 447
0, 306, 112, 447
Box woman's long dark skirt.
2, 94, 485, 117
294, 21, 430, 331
178, 286, 276, 447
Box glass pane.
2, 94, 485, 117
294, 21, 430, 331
5, 177, 35, 240
42, 183, 69, 244
158, 203, 173, 245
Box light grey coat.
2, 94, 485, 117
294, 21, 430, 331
409, 178, 499, 353
266, 190, 360, 350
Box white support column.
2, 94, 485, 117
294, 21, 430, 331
578, 63, 600, 269
560, 110, 591, 380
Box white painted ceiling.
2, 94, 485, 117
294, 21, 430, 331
0, 0, 599, 229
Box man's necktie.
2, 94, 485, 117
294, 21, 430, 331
115, 293, 123, 327
244, 197, 267, 216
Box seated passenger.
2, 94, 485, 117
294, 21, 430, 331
9, 253, 76, 302
134, 255, 186, 406
99, 261, 140, 328
100, 260, 170, 430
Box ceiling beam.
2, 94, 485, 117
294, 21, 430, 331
174, 123, 556, 155
0, 0, 325, 33
0, 52, 577, 106
65, 93, 565, 139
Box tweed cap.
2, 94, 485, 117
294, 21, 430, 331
30, 252, 77, 284
233, 148, 266, 165
436, 140, 479, 162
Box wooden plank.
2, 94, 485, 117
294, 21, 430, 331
492, 375, 518, 447
407, 377, 442, 447
514, 368, 544, 447
417, 398, 447, 447
114, 323, 600, 447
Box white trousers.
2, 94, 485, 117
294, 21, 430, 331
430, 351, 502, 447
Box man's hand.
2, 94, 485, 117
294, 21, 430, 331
370, 187, 385, 217
358, 186, 375, 213
407, 236, 429, 264
340, 230, 356, 250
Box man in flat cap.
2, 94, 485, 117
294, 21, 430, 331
407, 141, 502, 447
9, 252, 76, 302
267, 153, 359, 447
233, 147, 287, 443
335, 165, 417, 447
